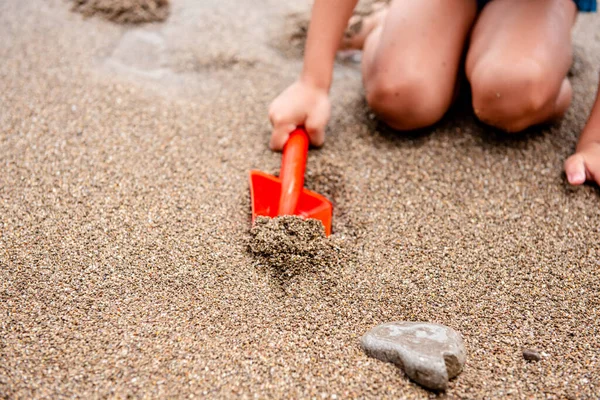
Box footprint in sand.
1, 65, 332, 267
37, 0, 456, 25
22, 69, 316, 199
104, 29, 168, 78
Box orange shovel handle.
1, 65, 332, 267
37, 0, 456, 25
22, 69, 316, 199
278, 128, 309, 215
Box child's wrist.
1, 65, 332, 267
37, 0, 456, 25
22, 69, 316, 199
300, 72, 330, 92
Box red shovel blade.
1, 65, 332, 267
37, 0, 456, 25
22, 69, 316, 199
249, 171, 333, 236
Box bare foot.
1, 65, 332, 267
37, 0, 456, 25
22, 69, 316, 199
341, 3, 388, 51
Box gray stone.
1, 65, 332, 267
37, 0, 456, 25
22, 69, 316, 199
361, 322, 466, 391
522, 349, 541, 361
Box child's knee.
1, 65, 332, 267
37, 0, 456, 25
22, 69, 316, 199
470, 60, 556, 132
365, 70, 450, 130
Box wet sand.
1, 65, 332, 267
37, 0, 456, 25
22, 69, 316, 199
1, 0, 599, 398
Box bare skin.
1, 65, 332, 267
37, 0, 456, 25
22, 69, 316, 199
268, 0, 600, 186
564, 77, 600, 185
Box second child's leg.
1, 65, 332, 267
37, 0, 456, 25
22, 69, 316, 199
361, 0, 478, 130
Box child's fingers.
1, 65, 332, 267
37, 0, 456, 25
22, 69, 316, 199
269, 122, 297, 151
306, 125, 325, 148
305, 100, 331, 148
564, 153, 587, 185
268, 106, 295, 151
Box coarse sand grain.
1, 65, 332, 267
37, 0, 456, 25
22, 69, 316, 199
70, 0, 170, 24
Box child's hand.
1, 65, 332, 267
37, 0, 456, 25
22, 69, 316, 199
268, 80, 331, 151
564, 141, 600, 185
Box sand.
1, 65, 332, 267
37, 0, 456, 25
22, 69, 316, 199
71, 0, 170, 24
249, 216, 328, 273
1, 0, 599, 398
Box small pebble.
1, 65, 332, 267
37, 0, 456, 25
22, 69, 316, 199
361, 322, 466, 391
523, 349, 542, 362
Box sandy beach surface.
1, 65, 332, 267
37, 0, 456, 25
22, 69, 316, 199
1, 1, 599, 398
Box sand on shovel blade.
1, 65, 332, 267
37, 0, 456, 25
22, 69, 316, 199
248, 215, 334, 278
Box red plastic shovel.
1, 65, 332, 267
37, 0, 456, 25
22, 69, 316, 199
249, 127, 333, 236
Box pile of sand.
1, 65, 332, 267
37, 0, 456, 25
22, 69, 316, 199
249, 216, 332, 278
70, 0, 170, 24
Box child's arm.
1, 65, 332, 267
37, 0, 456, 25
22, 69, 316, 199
268, 0, 358, 150
565, 74, 600, 185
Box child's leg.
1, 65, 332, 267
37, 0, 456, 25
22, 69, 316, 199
466, 0, 577, 133
360, 0, 478, 130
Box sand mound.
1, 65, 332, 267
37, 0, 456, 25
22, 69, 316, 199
249, 216, 333, 278
70, 0, 170, 24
